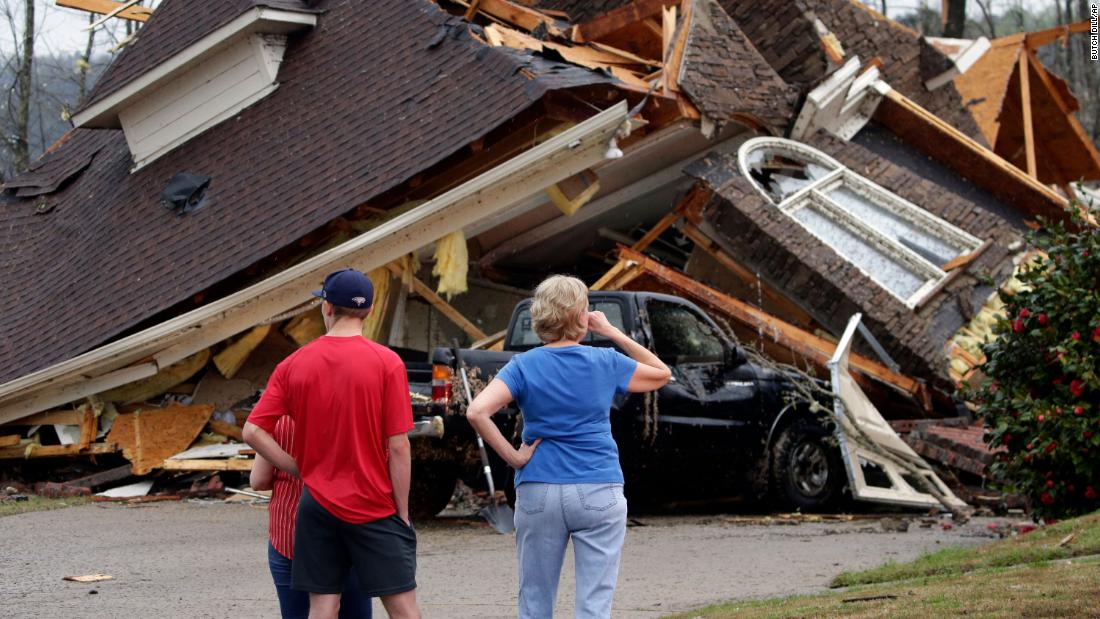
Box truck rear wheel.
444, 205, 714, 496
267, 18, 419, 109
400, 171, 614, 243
410, 462, 458, 519
770, 419, 844, 511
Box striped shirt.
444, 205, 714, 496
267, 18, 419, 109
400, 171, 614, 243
269, 416, 303, 559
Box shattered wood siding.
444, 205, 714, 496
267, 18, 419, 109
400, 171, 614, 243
688, 129, 1021, 383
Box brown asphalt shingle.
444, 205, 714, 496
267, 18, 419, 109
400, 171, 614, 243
0, 0, 607, 385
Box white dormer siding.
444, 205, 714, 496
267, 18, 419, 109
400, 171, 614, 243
73, 7, 316, 170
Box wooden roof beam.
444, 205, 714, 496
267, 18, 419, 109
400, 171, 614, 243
572, 0, 680, 43
1018, 50, 1037, 178
1023, 50, 1100, 178
1023, 20, 1092, 50
55, 0, 153, 23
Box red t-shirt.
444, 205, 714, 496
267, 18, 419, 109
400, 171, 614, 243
248, 335, 414, 524
268, 416, 302, 559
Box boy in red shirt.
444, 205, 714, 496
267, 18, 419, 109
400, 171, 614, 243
244, 268, 420, 619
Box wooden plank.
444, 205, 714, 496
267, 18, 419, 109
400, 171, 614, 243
590, 260, 631, 292
465, 0, 563, 36
661, 5, 676, 94
1023, 20, 1092, 50
680, 221, 819, 330
0, 434, 19, 447
160, 458, 254, 471
0, 442, 117, 460
470, 329, 507, 350
386, 263, 488, 341
63, 464, 133, 489
1018, 51, 1037, 179
664, 0, 693, 93
572, 0, 678, 43
209, 420, 245, 442
55, 0, 152, 22
942, 238, 993, 272
631, 209, 682, 252
7, 409, 83, 426
213, 324, 271, 379
107, 404, 214, 475
609, 248, 927, 400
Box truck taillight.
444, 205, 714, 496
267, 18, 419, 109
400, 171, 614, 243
431, 364, 452, 405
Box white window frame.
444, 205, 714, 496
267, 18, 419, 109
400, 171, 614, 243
738, 137, 982, 308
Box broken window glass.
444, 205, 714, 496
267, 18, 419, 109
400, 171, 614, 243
738, 138, 982, 307
647, 300, 724, 364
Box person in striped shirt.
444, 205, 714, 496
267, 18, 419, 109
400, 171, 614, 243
251, 416, 373, 619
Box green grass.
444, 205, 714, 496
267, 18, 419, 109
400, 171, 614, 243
669, 510, 1100, 619
0, 494, 88, 517
831, 510, 1100, 587
667, 557, 1100, 619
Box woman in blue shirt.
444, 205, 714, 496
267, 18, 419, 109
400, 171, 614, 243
467, 275, 671, 619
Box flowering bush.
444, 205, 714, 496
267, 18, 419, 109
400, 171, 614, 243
969, 201, 1100, 519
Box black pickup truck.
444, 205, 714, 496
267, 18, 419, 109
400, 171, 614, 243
405, 291, 842, 517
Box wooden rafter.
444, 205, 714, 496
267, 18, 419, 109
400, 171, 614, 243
1023, 20, 1092, 50
605, 248, 930, 407
386, 262, 487, 341
1023, 50, 1100, 176
56, 0, 152, 22
1018, 50, 1037, 178
571, 0, 678, 43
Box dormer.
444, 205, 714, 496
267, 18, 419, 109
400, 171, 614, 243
72, 5, 317, 170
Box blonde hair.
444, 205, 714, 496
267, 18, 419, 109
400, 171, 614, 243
531, 275, 588, 343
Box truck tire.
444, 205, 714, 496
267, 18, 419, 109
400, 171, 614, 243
410, 462, 458, 519
770, 419, 844, 511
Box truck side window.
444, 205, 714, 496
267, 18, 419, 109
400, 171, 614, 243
647, 300, 724, 363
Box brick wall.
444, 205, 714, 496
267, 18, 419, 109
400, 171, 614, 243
688, 131, 1022, 384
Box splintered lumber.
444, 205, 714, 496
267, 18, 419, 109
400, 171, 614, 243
160, 458, 253, 471
107, 404, 214, 475
663, 0, 693, 93
209, 420, 244, 442
1018, 51, 1036, 178
484, 24, 655, 73
213, 325, 272, 379
606, 248, 928, 403
386, 262, 487, 341
0, 442, 117, 460
63, 464, 133, 489
55, 0, 152, 22
97, 349, 210, 405
572, 0, 678, 42
284, 310, 326, 347
0, 434, 18, 447
462, 0, 564, 37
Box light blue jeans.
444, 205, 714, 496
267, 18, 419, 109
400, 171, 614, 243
515, 482, 627, 619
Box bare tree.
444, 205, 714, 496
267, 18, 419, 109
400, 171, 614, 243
944, 0, 967, 37
974, 0, 997, 36
3, 0, 36, 173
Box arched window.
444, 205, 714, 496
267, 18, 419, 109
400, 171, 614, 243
738, 138, 982, 307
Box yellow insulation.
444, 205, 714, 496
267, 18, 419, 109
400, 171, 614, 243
432, 230, 468, 300
361, 266, 392, 341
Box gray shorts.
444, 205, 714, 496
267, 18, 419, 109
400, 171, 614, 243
291, 488, 417, 597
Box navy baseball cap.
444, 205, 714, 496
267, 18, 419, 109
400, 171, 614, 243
312, 268, 374, 309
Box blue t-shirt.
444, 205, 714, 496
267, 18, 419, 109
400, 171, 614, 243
496, 345, 637, 485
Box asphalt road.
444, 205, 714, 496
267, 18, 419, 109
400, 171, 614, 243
0, 501, 996, 618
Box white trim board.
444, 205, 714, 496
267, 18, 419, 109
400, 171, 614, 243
0, 102, 629, 424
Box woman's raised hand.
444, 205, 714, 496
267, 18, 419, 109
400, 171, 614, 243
587, 311, 620, 338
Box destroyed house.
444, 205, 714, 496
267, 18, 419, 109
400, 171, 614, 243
0, 0, 1095, 466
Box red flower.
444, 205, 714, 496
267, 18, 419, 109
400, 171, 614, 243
1038, 415, 1046, 423
1070, 379, 1086, 398
1071, 331, 1081, 341
1086, 486, 1099, 500
1046, 479, 1055, 488
1027, 443, 1034, 450
1093, 326, 1100, 344
1045, 441, 1058, 454
1003, 433, 1013, 444
1076, 406, 1085, 416
1013, 319, 1025, 333
1040, 492, 1055, 505
1053, 377, 1064, 386
1084, 250, 1090, 258
1068, 484, 1076, 492
1084, 431, 1094, 439
1038, 313, 1048, 326
1019, 308, 1031, 318
1023, 454, 1032, 462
